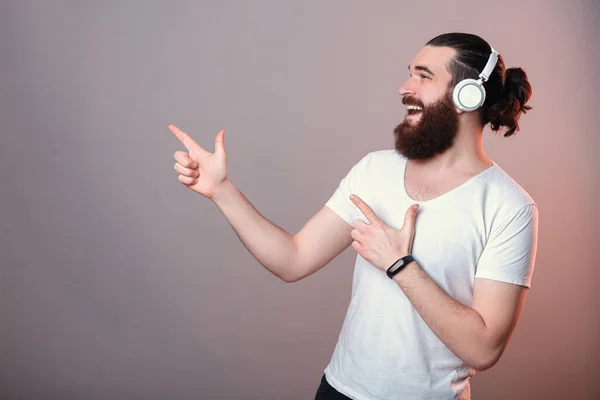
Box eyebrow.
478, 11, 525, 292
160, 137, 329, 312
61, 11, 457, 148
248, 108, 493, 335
408, 64, 435, 76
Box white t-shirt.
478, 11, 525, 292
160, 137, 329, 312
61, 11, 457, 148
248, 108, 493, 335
323, 149, 538, 400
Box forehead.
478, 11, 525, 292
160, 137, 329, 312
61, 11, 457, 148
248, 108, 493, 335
409, 45, 456, 81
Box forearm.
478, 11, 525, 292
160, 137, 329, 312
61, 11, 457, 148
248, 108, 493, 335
210, 179, 299, 282
393, 262, 501, 371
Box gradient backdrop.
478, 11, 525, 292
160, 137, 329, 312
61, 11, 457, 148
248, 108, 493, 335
1, 0, 599, 399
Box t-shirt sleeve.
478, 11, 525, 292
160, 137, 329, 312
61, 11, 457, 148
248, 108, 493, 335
475, 204, 539, 288
324, 153, 371, 227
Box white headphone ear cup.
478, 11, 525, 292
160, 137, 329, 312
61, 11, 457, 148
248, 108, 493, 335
452, 79, 486, 111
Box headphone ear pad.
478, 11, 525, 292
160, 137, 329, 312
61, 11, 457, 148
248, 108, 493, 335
452, 79, 486, 111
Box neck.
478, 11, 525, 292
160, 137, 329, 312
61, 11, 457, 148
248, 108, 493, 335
409, 119, 492, 175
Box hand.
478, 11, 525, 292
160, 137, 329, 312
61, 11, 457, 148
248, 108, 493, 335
349, 194, 420, 271
169, 124, 228, 200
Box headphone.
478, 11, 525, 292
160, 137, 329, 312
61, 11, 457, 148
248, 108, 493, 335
452, 47, 499, 112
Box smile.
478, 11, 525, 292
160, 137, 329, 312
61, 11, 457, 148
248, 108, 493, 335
406, 105, 423, 115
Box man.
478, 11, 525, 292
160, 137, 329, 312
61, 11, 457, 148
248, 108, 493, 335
169, 32, 538, 400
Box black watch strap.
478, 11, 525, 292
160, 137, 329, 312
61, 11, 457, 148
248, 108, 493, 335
386, 255, 415, 279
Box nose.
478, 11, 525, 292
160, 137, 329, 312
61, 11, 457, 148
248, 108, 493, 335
398, 77, 416, 97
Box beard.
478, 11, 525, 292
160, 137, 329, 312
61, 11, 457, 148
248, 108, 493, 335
393, 91, 459, 160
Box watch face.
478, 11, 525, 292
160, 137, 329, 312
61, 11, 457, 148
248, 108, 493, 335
389, 260, 404, 274
386, 259, 404, 278
386, 255, 414, 278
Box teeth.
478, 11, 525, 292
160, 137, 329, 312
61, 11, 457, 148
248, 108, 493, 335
407, 105, 423, 111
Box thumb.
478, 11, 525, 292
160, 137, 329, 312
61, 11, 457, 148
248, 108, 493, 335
214, 129, 227, 158
402, 204, 420, 232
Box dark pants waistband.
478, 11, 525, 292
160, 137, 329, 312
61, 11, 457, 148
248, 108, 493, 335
315, 374, 352, 399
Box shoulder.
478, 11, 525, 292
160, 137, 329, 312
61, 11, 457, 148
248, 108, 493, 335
486, 163, 536, 207
358, 149, 405, 169
480, 163, 538, 228
345, 150, 406, 184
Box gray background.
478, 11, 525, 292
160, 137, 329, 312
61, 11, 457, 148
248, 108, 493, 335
1, 0, 599, 399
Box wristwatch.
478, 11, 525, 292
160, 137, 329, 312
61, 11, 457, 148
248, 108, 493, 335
386, 255, 415, 279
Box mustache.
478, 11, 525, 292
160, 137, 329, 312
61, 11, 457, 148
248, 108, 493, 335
402, 96, 425, 108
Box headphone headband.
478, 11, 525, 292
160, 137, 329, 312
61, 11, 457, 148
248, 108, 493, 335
479, 47, 499, 82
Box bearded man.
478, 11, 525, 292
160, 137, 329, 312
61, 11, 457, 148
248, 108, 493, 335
169, 32, 538, 400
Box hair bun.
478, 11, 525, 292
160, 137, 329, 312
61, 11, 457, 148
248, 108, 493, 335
487, 67, 532, 137
504, 68, 532, 109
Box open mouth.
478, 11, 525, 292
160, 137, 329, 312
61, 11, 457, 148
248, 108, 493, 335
406, 105, 423, 116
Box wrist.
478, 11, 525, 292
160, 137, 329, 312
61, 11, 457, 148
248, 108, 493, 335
386, 254, 415, 279
392, 259, 418, 284
210, 179, 235, 205
385, 253, 409, 269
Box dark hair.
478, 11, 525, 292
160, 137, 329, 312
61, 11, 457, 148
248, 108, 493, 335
426, 33, 532, 137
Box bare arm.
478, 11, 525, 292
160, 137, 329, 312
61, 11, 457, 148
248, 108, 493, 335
394, 264, 528, 371
168, 124, 353, 283
211, 180, 353, 282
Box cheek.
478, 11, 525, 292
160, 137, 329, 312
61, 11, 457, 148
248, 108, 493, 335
424, 87, 453, 107
420, 91, 438, 106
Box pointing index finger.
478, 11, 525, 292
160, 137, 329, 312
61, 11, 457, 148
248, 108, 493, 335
350, 194, 381, 225
168, 124, 201, 152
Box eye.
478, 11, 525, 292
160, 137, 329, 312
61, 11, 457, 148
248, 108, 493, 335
420, 74, 431, 80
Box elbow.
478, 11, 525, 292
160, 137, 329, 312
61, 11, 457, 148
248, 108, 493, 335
470, 346, 504, 372
281, 271, 306, 283
278, 269, 304, 284
260, 260, 303, 283
280, 274, 299, 283
278, 262, 308, 283
471, 356, 499, 372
